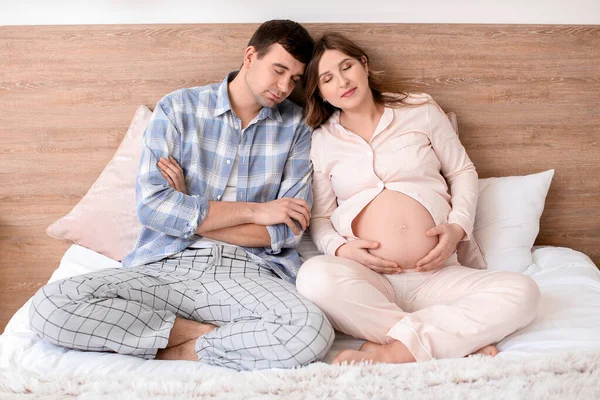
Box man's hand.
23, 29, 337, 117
158, 156, 188, 195
415, 223, 465, 272
250, 199, 311, 236
158, 156, 310, 236
336, 240, 402, 274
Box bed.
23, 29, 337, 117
1, 23, 599, 398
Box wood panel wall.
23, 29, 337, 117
1, 24, 599, 332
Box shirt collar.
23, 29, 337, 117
329, 107, 394, 136
213, 72, 236, 117
214, 71, 283, 123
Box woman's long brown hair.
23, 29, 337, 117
303, 33, 412, 128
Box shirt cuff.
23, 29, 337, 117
447, 212, 474, 242
182, 195, 210, 239
266, 224, 302, 254
326, 237, 348, 256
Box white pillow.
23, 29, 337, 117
474, 169, 554, 272
299, 170, 555, 273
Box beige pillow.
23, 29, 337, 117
46, 105, 152, 261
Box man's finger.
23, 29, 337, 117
287, 198, 310, 211
284, 217, 300, 236
168, 156, 182, 170
288, 210, 308, 231
160, 169, 176, 189
289, 203, 311, 226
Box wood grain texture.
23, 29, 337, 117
1, 24, 599, 333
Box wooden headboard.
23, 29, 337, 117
1, 24, 599, 332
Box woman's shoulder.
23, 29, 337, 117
383, 91, 434, 105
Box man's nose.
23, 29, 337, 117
277, 79, 290, 95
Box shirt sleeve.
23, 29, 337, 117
308, 132, 349, 255
135, 96, 209, 238
426, 99, 479, 241
265, 122, 314, 254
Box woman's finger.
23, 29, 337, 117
417, 255, 445, 271
416, 246, 442, 268
364, 254, 399, 269
367, 265, 402, 274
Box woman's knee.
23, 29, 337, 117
495, 272, 541, 323
512, 274, 541, 321
295, 255, 344, 303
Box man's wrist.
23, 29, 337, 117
245, 202, 258, 225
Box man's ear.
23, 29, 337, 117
243, 46, 258, 69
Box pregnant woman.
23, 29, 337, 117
295, 33, 541, 365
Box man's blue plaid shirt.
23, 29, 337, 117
122, 72, 313, 282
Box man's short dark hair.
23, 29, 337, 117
248, 20, 314, 65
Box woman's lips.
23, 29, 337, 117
341, 87, 357, 98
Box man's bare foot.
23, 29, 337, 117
470, 344, 499, 357
156, 339, 198, 361
333, 340, 416, 365
166, 317, 217, 348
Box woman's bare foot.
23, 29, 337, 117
333, 340, 416, 365
470, 344, 499, 357
359, 341, 381, 353
156, 339, 198, 361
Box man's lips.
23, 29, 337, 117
341, 87, 357, 98
268, 92, 282, 101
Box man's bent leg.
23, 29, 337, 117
192, 246, 335, 370
28, 266, 204, 359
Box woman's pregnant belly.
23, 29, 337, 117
351, 189, 439, 269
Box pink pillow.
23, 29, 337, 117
46, 105, 152, 261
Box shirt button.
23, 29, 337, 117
366, 151, 372, 156
226, 159, 231, 165
377, 182, 384, 189
217, 195, 222, 200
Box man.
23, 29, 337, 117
29, 20, 334, 371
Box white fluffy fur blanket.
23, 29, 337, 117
1, 351, 599, 399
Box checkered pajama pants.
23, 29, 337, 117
29, 245, 334, 370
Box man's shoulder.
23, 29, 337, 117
157, 81, 222, 112
277, 99, 308, 127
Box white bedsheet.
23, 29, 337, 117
2, 244, 600, 376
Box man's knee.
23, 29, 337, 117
284, 304, 335, 367
29, 283, 62, 341
29, 281, 83, 344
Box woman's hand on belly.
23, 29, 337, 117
336, 240, 403, 274
415, 223, 466, 272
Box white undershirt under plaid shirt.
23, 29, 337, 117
121, 72, 313, 282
